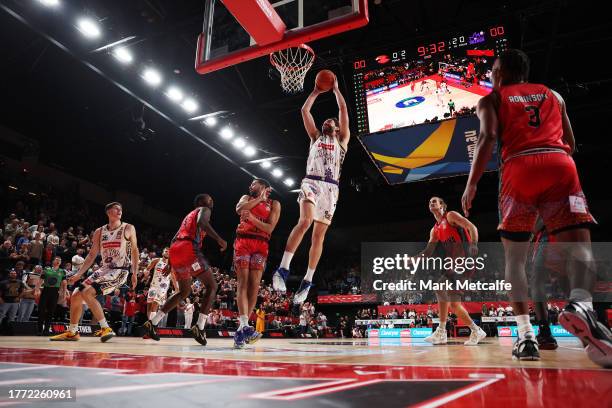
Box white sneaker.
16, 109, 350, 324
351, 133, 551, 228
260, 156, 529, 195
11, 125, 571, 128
424, 328, 447, 344
464, 327, 487, 346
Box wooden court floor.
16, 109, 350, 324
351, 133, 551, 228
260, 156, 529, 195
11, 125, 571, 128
0, 336, 609, 407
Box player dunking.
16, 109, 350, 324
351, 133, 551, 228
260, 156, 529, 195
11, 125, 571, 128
462, 49, 611, 365
233, 178, 281, 348
273, 78, 349, 306
418, 197, 487, 346
51, 202, 138, 342
143, 194, 227, 345
142, 247, 177, 321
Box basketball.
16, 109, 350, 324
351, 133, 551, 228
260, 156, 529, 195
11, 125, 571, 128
315, 69, 336, 92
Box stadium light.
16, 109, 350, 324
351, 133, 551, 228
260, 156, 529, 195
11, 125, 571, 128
166, 87, 183, 102
38, 0, 60, 7
77, 18, 101, 39
283, 178, 294, 187
181, 98, 198, 113
220, 127, 233, 140
142, 68, 162, 87
112, 47, 133, 64
260, 161, 271, 169
243, 146, 256, 157
204, 117, 217, 127
232, 138, 246, 149
272, 168, 283, 178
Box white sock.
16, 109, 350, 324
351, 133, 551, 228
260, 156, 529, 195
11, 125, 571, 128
151, 311, 166, 326
239, 315, 248, 330
304, 267, 315, 282
98, 318, 109, 329
69, 324, 78, 334
148, 312, 155, 320
280, 251, 294, 270
570, 288, 593, 311
197, 314, 208, 330
516, 314, 533, 339
469, 322, 479, 331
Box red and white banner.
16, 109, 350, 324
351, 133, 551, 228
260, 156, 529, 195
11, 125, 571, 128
317, 294, 377, 304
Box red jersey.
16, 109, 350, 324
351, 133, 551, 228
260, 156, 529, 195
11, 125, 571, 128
236, 198, 272, 240
497, 83, 570, 162
433, 213, 471, 244
174, 208, 207, 245
433, 213, 471, 258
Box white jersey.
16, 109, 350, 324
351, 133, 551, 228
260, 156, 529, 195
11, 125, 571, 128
150, 258, 171, 290
305, 133, 345, 182
100, 223, 131, 269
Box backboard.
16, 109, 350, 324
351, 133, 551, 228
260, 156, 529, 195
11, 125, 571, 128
195, 0, 369, 75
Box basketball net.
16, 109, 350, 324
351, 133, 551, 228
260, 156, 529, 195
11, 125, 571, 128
270, 44, 315, 94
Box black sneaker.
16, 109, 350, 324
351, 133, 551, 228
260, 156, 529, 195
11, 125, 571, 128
191, 325, 207, 346
536, 324, 558, 350
560, 301, 612, 368
512, 336, 540, 361
143, 320, 160, 341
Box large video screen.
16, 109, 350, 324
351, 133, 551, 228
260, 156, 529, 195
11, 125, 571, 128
350, 25, 509, 135
359, 115, 498, 184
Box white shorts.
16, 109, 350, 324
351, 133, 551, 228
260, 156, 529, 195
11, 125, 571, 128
83, 267, 129, 296
298, 178, 339, 225
147, 282, 170, 304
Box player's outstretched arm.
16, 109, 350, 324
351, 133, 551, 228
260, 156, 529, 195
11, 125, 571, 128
552, 90, 576, 154
462, 94, 498, 216
333, 79, 350, 147
302, 89, 322, 142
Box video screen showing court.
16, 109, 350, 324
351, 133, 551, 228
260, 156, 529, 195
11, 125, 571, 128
351, 26, 508, 135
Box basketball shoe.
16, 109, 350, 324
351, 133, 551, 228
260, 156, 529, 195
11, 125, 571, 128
49, 331, 80, 341
512, 335, 540, 360
293, 280, 313, 305
243, 326, 262, 345
97, 327, 115, 343
464, 327, 487, 346
424, 327, 447, 345
560, 301, 612, 368
143, 320, 160, 341
191, 325, 207, 346
272, 267, 289, 293
536, 323, 558, 350
233, 327, 246, 349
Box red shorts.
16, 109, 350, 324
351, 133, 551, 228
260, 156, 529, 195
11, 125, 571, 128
498, 152, 596, 233
233, 237, 269, 271
169, 240, 211, 280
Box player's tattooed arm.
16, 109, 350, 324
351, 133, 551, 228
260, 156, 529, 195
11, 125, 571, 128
235, 188, 269, 214
302, 89, 322, 142
240, 200, 281, 235
333, 78, 350, 147
462, 94, 498, 217
198, 207, 227, 251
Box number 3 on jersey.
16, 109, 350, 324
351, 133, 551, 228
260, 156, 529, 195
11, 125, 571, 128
525, 105, 541, 128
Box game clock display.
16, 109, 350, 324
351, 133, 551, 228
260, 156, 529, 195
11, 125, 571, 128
350, 25, 508, 136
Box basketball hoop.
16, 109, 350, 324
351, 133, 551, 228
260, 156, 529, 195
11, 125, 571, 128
270, 44, 315, 94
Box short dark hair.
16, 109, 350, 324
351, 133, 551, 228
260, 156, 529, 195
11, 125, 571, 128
498, 49, 530, 83
105, 202, 122, 212
253, 178, 271, 188
327, 117, 339, 126
193, 193, 209, 207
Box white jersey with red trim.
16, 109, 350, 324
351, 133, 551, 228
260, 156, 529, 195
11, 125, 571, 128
150, 258, 170, 289
100, 223, 131, 269
305, 133, 345, 182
